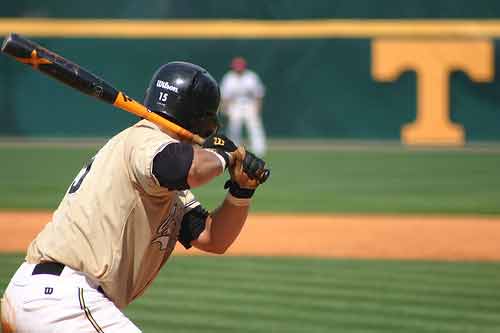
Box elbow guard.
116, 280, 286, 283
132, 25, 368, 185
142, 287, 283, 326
178, 206, 209, 248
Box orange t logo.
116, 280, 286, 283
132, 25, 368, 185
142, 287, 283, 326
372, 39, 493, 145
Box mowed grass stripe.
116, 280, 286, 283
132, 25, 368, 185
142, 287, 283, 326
145, 279, 500, 313
129, 310, 336, 333
122, 257, 500, 332
160, 258, 500, 296
253, 150, 500, 214
138, 287, 500, 323
131, 302, 431, 332
169, 256, 500, 279
1, 147, 499, 213
159, 262, 498, 293
0, 255, 499, 332
158, 258, 500, 296
154, 272, 498, 303
130, 298, 499, 333
151, 271, 500, 312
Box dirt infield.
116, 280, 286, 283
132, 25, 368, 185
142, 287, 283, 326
1, 211, 500, 261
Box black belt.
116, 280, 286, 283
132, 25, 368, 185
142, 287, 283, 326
32, 262, 106, 295
32, 262, 65, 276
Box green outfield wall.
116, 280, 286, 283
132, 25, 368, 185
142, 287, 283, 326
0, 0, 499, 141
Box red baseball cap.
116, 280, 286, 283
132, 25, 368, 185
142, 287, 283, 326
231, 57, 247, 72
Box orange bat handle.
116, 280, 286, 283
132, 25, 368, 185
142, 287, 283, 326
113, 92, 205, 145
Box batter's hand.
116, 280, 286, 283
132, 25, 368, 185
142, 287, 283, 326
228, 147, 264, 189
225, 147, 270, 198
242, 150, 267, 182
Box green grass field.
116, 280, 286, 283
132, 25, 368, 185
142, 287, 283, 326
1, 143, 499, 332
1, 254, 499, 332
1, 145, 499, 213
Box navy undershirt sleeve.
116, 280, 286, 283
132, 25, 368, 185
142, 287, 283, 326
152, 142, 194, 190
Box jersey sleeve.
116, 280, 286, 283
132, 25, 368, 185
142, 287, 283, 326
127, 123, 180, 196
152, 142, 193, 190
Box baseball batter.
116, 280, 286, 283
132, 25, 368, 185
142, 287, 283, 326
0, 62, 265, 332
220, 57, 267, 157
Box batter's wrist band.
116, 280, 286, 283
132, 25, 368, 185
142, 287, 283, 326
225, 192, 252, 206
224, 180, 255, 199
216, 149, 231, 169
206, 149, 228, 170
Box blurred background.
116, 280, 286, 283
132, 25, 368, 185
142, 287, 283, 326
1, 1, 500, 332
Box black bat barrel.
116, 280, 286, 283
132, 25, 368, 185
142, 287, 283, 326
1, 33, 119, 104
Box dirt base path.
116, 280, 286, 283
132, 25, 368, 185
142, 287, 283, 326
1, 212, 500, 261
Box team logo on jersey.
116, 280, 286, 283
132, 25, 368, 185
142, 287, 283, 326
152, 236, 170, 251
152, 202, 182, 251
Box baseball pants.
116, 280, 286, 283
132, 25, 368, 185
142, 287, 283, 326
226, 104, 267, 157
1, 262, 141, 333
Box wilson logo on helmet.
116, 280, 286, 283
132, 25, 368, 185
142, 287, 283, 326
156, 79, 179, 93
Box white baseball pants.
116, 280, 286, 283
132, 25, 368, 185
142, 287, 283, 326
226, 104, 267, 157
1, 262, 141, 333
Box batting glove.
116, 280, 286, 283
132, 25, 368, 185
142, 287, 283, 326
202, 133, 238, 169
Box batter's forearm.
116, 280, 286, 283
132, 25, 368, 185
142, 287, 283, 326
193, 197, 250, 254
187, 148, 225, 188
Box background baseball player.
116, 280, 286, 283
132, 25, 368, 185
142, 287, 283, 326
220, 56, 267, 157
0, 61, 266, 332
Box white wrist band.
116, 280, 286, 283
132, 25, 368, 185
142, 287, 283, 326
206, 149, 227, 170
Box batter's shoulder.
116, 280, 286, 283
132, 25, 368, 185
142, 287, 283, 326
128, 120, 175, 143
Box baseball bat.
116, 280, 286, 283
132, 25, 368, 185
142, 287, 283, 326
1, 33, 205, 145
1, 33, 270, 183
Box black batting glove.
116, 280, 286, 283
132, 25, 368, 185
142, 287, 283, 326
202, 133, 237, 169
242, 151, 266, 181
222, 148, 269, 199
202, 133, 237, 152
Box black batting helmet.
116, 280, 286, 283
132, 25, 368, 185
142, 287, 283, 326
144, 61, 221, 138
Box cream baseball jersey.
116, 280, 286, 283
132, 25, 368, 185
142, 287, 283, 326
26, 119, 199, 309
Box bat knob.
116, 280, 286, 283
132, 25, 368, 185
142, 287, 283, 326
259, 169, 271, 184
